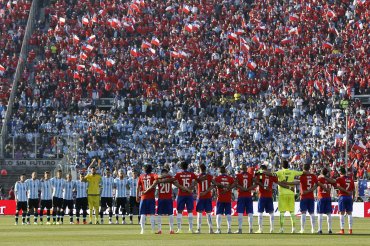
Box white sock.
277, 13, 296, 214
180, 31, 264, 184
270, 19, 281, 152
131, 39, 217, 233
177, 214, 182, 230
169, 215, 174, 231
318, 214, 323, 231
238, 213, 243, 229
197, 213, 202, 230
327, 214, 332, 231
140, 215, 146, 230
309, 214, 315, 231
216, 214, 222, 229
188, 213, 194, 230
258, 213, 263, 231
340, 214, 345, 230
206, 213, 213, 229
157, 215, 162, 231
348, 215, 353, 230
269, 213, 274, 232
226, 214, 232, 229
248, 213, 253, 231
150, 215, 155, 231
301, 214, 306, 231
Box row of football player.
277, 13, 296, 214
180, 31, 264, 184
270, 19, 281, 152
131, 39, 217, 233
135, 161, 355, 235
14, 169, 140, 225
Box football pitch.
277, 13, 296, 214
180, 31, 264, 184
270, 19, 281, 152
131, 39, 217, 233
1, 216, 370, 246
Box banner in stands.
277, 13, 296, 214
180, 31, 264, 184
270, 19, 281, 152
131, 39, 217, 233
0, 200, 368, 217
0, 159, 59, 167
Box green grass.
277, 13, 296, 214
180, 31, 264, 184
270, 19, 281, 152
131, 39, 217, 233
1, 216, 370, 246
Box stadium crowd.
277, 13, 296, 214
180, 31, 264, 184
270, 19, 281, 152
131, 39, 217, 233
3, 0, 370, 178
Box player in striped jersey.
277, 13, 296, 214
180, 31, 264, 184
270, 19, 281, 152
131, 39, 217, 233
14, 174, 27, 225
114, 170, 129, 224
51, 170, 65, 224
39, 171, 53, 225
62, 174, 75, 224
100, 169, 114, 224
74, 173, 88, 224
25, 172, 41, 225
128, 171, 140, 224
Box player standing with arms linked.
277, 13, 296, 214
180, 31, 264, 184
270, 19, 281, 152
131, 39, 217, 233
174, 161, 197, 233
335, 167, 355, 234
74, 173, 88, 224
137, 164, 157, 234
51, 170, 65, 225
234, 164, 256, 234
114, 169, 129, 224
214, 166, 235, 234
195, 164, 214, 234
316, 167, 335, 234
62, 174, 75, 224
39, 171, 53, 225
14, 174, 28, 225
100, 168, 114, 224
25, 172, 40, 225
275, 160, 302, 233
128, 171, 140, 224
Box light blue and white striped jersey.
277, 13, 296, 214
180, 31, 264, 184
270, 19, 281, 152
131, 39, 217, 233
25, 179, 40, 199
40, 179, 53, 200
51, 177, 65, 198
14, 181, 27, 202
101, 176, 114, 198
114, 177, 128, 198
63, 180, 74, 200
74, 180, 88, 199
127, 177, 138, 197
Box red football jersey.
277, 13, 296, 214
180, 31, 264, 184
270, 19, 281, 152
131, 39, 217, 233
197, 173, 213, 199
336, 175, 355, 197
138, 173, 157, 200
257, 174, 278, 198
299, 174, 318, 199
317, 176, 333, 199
157, 178, 173, 200
175, 171, 197, 196
235, 172, 254, 198
215, 175, 234, 202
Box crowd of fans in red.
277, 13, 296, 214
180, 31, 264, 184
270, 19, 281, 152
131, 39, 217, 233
1, 1, 369, 177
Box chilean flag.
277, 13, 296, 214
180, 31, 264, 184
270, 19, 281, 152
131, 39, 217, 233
110, 18, 121, 28
83, 44, 94, 52
289, 14, 299, 22
179, 51, 190, 59
148, 48, 156, 55
0, 64, 6, 72
185, 24, 193, 32
106, 58, 115, 67
170, 51, 180, 58
241, 43, 250, 53
252, 35, 260, 44
141, 41, 151, 50
322, 42, 333, 49
182, 5, 191, 14
82, 17, 89, 26
327, 10, 336, 18
73, 35, 80, 44
192, 23, 200, 31
77, 65, 85, 71
255, 25, 266, 31
59, 17, 66, 25
130, 3, 141, 13
67, 55, 77, 63
275, 46, 285, 54
236, 29, 245, 35
247, 60, 257, 70
80, 52, 88, 61
151, 37, 160, 47
123, 22, 135, 32
281, 37, 292, 45
87, 35, 96, 43
130, 48, 140, 57
228, 33, 238, 42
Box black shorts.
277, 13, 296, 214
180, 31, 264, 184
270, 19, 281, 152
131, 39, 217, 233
75, 198, 88, 211
115, 197, 127, 208
129, 196, 139, 210
16, 201, 27, 212
40, 200, 52, 210
53, 197, 63, 208
63, 199, 74, 210
28, 199, 39, 210
101, 197, 113, 208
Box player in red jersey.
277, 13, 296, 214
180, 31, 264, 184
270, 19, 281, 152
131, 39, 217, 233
254, 165, 279, 233
174, 161, 197, 233
234, 164, 256, 234
317, 167, 335, 234
195, 164, 215, 234
136, 164, 157, 234
214, 166, 235, 234
335, 167, 355, 234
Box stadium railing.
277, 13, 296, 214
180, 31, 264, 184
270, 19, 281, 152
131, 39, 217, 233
0, 0, 41, 158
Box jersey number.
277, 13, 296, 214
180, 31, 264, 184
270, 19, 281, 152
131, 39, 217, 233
264, 178, 269, 188
143, 179, 151, 190
307, 178, 312, 189
243, 179, 248, 188
201, 180, 208, 191
160, 183, 171, 193
182, 178, 190, 187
